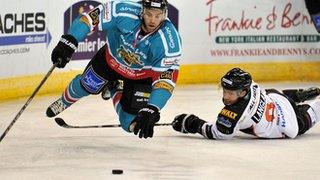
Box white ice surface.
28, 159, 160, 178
1, 82, 320, 180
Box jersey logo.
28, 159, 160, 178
154, 81, 174, 93
88, 7, 100, 26
81, 66, 106, 94
161, 57, 179, 67
104, 2, 112, 22
217, 116, 232, 128
117, 46, 143, 67
160, 71, 173, 80
165, 26, 176, 49
220, 108, 238, 120
248, 85, 258, 111
251, 93, 266, 123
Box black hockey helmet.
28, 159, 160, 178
142, 0, 168, 11
221, 68, 252, 91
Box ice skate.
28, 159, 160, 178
296, 87, 320, 102
101, 80, 122, 100
46, 98, 69, 117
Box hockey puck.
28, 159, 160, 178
112, 169, 123, 175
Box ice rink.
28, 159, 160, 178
1, 82, 320, 180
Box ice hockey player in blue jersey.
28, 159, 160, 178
172, 68, 320, 140
46, 0, 182, 139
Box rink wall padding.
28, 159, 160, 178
0, 71, 81, 102
178, 61, 320, 84
1, 61, 320, 102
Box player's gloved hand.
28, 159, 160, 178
51, 34, 78, 68
172, 114, 205, 134
130, 105, 160, 139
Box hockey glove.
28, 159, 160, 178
172, 114, 206, 134
51, 34, 78, 68
131, 105, 160, 139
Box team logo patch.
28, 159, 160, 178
134, 91, 150, 103
154, 81, 174, 93
160, 71, 173, 80
217, 116, 232, 128
134, 91, 150, 98
220, 108, 238, 120
117, 46, 143, 66
81, 66, 106, 94
161, 57, 179, 67
88, 7, 100, 26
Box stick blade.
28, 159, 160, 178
54, 117, 68, 128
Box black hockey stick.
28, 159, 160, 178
55, 117, 172, 129
0, 64, 57, 143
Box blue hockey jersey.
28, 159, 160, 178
68, 0, 182, 110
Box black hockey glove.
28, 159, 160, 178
172, 114, 206, 134
51, 34, 78, 68
131, 105, 160, 139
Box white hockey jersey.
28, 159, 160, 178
200, 81, 299, 139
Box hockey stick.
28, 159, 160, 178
55, 117, 172, 129
0, 64, 57, 142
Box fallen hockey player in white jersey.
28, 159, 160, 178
172, 68, 320, 139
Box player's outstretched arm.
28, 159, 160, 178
51, 3, 106, 68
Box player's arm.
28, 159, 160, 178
305, 0, 320, 33
148, 23, 182, 110
148, 66, 179, 110
172, 107, 242, 140
51, 2, 115, 68
68, 2, 116, 42
131, 24, 181, 139
131, 57, 180, 138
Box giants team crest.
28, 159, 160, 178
117, 45, 144, 67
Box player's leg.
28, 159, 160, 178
46, 45, 113, 117
296, 98, 320, 135
282, 87, 320, 103
110, 79, 153, 131
46, 74, 90, 117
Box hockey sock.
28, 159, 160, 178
46, 75, 90, 117
62, 74, 90, 106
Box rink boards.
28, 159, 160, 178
1, 61, 320, 102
